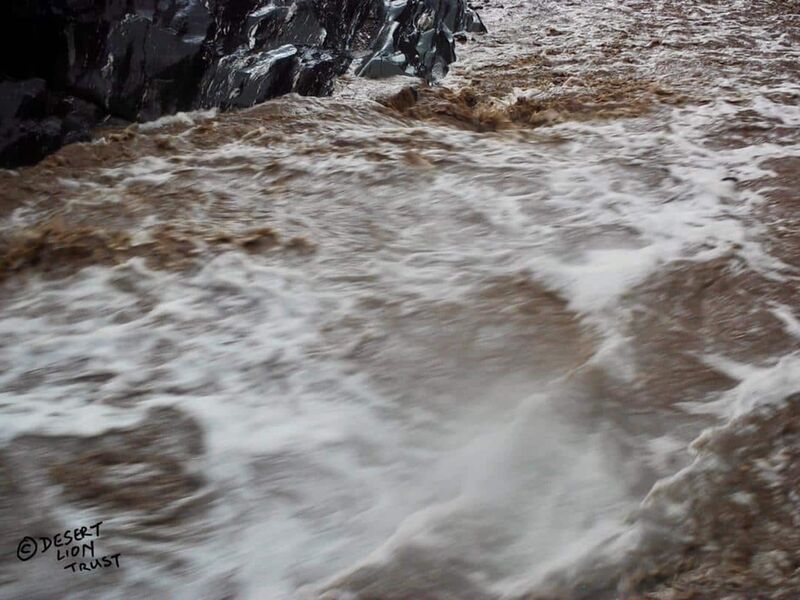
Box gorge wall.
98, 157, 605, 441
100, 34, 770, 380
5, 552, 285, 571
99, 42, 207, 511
0, 0, 485, 167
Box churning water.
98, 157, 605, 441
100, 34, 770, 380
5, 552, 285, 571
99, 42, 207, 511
1, 1, 800, 598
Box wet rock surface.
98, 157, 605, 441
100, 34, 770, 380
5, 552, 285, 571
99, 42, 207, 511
357, 0, 485, 79
0, 0, 484, 167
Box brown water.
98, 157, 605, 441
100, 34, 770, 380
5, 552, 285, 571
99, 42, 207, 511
1, 1, 799, 598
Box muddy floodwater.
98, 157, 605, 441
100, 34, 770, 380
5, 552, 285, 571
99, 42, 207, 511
2, 1, 800, 598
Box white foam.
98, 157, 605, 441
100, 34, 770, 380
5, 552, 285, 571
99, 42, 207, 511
136, 109, 218, 132
3, 0, 800, 597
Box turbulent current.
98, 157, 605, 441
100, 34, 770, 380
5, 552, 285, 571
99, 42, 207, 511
1, 1, 800, 598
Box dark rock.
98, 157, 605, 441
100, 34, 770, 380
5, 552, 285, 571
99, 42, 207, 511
294, 48, 353, 96
0, 79, 47, 125
0, 0, 485, 168
0, 79, 101, 166
199, 44, 300, 110
358, 0, 486, 80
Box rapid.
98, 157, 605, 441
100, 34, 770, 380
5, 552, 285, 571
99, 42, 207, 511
1, 1, 799, 598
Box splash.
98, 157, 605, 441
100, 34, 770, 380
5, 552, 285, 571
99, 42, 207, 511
1, 1, 799, 598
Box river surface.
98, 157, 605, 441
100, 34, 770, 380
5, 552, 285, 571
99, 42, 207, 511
1, 1, 800, 599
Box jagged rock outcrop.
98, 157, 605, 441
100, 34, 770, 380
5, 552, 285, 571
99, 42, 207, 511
0, 0, 484, 168
358, 0, 486, 79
